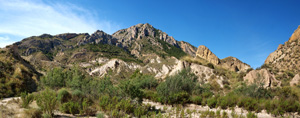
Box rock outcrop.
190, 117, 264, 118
178, 41, 197, 57
243, 69, 281, 88
196, 45, 220, 65
89, 59, 141, 77
220, 56, 251, 72
265, 26, 300, 74
195, 45, 250, 72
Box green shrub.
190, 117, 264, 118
99, 95, 110, 111
40, 68, 65, 89
21, 92, 34, 108
131, 74, 158, 89
157, 69, 197, 104
207, 97, 217, 108
71, 89, 84, 102
60, 101, 80, 115
96, 113, 105, 118
57, 88, 71, 103
133, 106, 146, 117
120, 80, 144, 103
207, 63, 214, 69
36, 88, 57, 117
23, 108, 43, 118
190, 96, 202, 105
246, 112, 257, 118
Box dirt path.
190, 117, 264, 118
143, 99, 273, 118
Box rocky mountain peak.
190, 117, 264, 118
77, 30, 118, 46
196, 45, 220, 65
288, 25, 300, 43
55, 33, 78, 40
113, 23, 178, 48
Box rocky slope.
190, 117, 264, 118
265, 26, 300, 74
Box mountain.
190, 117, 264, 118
1, 23, 252, 88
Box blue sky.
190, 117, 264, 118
0, 0, 300, 68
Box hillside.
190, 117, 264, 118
5, 23, 300, 118
0, 46, 40, 98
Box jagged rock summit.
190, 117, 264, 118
113, 23, 197, 57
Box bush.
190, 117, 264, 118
57, 88, 71, 103
21, 92, 34, 108
207, 63, 214, 69
40, 67, 89, 90
36, 88, 57, 117
246, 112, 257, 118
40, 68, 65, 89
132, 74, 158, 89
207, 97, 217, 108
157, 69, 197, 104
71, 89, 84, 102
60, 101, 80, 115
190, 96, 202, 105
120, 80, 144, 103
97, 113, 105, 118
23, 108, 42, 118
99, 95, 110, 111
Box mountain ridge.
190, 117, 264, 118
6, 23, 251, 76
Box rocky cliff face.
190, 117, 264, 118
195, 45, 250, 72
265, 26, 300, 74
196, 45, 220, 65
178, 41, 197, 57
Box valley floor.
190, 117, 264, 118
2, 97, 298, 118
